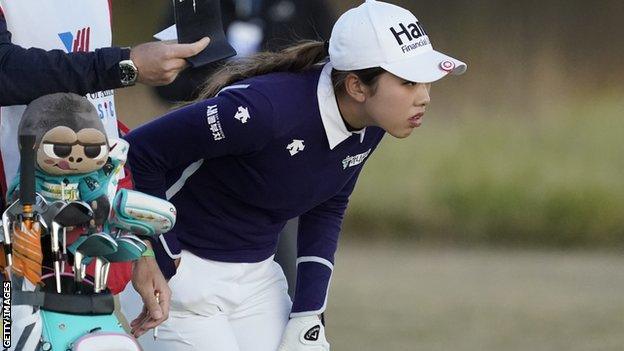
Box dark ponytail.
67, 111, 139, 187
196, 40, 328, 100
195, 39, 387, 101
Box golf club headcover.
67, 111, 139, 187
109, 189, 177, 237
12, 222, 44, 285
278, 315, 330, 351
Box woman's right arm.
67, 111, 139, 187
125, 86, 275, 277
126, 85, 275, 334
124, 86, 275, 199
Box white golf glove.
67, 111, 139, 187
278, 315, 330, 351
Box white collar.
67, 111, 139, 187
317, 62, 366, 150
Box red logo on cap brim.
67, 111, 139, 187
439, 60, 455, 72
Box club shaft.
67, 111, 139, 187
1, 213, 13, 268
51, 223, 61, 293
101, 262, 110, 291
74, 251, 83, 293
94, 257, 103, 293
54, 261, 61, 293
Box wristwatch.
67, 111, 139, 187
119, 59, 138, 86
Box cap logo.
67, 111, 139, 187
389, 22, 427, 46
439, 60, 455, 72
390, 21, 430, 54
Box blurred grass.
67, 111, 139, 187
328, 243, 624, 351
344, 95, 624, 247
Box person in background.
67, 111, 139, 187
0, 1, 209, 191
154, 0, 336, 102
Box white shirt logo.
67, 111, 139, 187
286, 140, 305, 156
234, 106, 250, 123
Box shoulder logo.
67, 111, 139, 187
206, 104, 225, 140
234, 106, 251, 123
342, 148, 371, 169
304, 325, 320, 341
286, 140, 305, 156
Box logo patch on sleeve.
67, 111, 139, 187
206, 105, 225, 140
234, 106, 251, 123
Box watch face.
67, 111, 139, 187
120, 61, 137, 85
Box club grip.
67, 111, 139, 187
19, 134, 37, 205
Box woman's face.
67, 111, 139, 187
363, 72, 431, 138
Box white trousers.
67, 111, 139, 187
120, 250, 292, 351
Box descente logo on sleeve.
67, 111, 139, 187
390, 21, 430, 53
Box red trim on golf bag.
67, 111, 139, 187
107, 0, 113, 26
117, 120, 130, 135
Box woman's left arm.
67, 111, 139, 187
278, 169, 362, 350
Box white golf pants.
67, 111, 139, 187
120, 250, 292, 351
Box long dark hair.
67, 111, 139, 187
196, 40, 386, 100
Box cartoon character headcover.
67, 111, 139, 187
18, 93, 109, 176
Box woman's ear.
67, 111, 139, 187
344, 73, 367, 103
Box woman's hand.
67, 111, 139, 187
129, 251, 171, 338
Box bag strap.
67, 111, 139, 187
12, 289, 115, 315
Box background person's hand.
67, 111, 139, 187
278, 315, 330, 351
130, 37, 210, 86
130, 252, 171, 337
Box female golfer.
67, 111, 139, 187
122, 1, 466, 350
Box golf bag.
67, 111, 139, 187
1, 130, 176, 350
12, 273, 141, 351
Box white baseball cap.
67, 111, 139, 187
329, 0, 467, 83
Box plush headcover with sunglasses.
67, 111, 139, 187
7, 93, 118, 225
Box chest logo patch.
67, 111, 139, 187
234, 106, 250, 123
342, 149, 371, 169
286, 139, 305, 156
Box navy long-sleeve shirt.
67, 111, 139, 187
125, 62, 385, 315
0, 13, 127, 106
